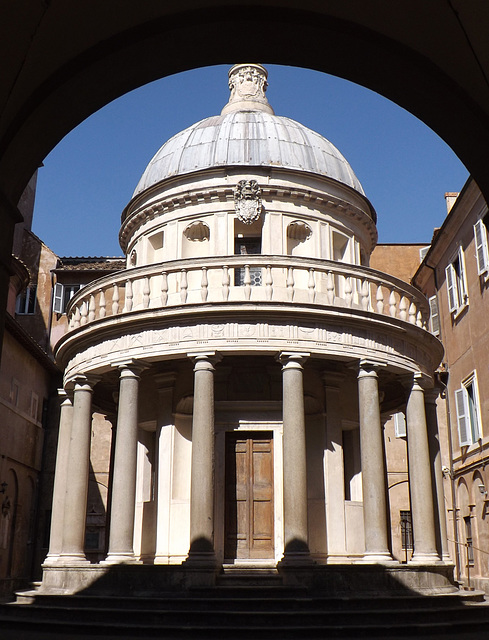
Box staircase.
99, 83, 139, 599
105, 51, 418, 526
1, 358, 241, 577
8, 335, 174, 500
1, 572, 488, 640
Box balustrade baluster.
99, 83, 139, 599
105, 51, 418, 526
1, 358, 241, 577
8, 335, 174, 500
244, 265, 251, 300
74, 306, 81, 328
201, 267, 208, 302
389, 290, 397, 317
326, 271, 334, 305
361, 279, 370, 311
88, 295, 96, 323
124, 279, 133, 313
416, 310, 423, 328
80, 302, 88, 325
180, 269, 188, 303
265, 265, 273, 301
143, 277, 150, 308
376, 285, 384, 314
287, 267, 294, 301
399, 295, 408, 321
112, 284, 119, 315
408, 301, 417, 324
161, 272, 168, 306
222, 266, 230, 300
99, 289, 106, 318
308, 268, 316, 303
345, 277, 353, 308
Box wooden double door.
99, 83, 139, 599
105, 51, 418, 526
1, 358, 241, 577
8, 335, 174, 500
224, 432, 274, 560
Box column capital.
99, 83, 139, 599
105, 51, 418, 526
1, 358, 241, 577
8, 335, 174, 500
357, 359, 384, 379
57, 387, 73, 404
400, 371, 431, 391
187, 351, 222, 371
277, 351, 310, 369
111, 358, 148, 378
68, 373, 101, 392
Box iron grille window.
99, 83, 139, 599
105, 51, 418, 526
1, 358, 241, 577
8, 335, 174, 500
400, 510, 413, 550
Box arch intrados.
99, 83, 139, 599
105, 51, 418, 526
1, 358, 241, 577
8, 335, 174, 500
2, 6, 489, 205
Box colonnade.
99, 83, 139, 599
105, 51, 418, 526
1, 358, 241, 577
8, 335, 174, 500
44, 354, 447, 568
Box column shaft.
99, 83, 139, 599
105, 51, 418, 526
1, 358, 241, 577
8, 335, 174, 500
187, 354, 218, 564
281, 353, 311, 561
407, 376, 440, 563
155, 373, 176, 563
44, 389, 73, 564
357, 361, 393, 563
323, 371, 347, 561
60, 376, 95, 563
105, 364, 142, 563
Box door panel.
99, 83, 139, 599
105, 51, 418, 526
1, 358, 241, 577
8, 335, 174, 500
225, 432, 274, 560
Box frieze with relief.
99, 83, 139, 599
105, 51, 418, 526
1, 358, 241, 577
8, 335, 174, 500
64, 319, 436, 381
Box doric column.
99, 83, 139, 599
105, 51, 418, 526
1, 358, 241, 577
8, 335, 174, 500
154, 372, 177, 563
186, 352, 220, 565
406, 375, 440, 563
59, 375, 97, 564
322, 369, 348, 561
105, 362, 144, 564
44, 389, 73, 565
357, 360, 394, 563
280, 352, 312, 563
425, 387, 450, 562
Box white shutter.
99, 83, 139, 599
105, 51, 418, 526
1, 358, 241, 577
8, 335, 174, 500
455, 388, 471, 446
458, 247, 468, 302
428, 295, 440, 336
474, 220, 489, 275
445, 263, 458, 312
53, 283, 64, 313
394, 412, 407, 438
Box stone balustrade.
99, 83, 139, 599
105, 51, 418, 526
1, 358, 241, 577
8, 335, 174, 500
65, 256, 430, 331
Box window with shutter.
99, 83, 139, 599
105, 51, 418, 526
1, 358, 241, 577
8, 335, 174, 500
455, 388, 471, 446
474, 219, 489, 275
428, 295, 440, 336
455, 373, 483, 447
446, 248, 468, 315
53, 283, 64, 314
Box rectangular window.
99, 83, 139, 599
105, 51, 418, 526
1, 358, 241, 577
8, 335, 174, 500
428, 295, 440, 336
455, 372, 482, 446
445, 247, 468, 314
30, 392, 39, 421
16, 285, 37, 315
400, 510, 413, 551
474, 215, 489, 276
9, 378, 19, 406
394, 412, 407, 438
464, 516, 474, 566
53, 283, 83, 314
234, 237, 262, 286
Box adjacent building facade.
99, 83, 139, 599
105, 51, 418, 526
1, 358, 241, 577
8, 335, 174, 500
414, 178, 489, 593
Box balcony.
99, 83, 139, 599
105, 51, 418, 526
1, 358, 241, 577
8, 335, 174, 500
65, 255, 430, 331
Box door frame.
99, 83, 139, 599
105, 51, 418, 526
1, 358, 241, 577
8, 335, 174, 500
215, 415, 283, 566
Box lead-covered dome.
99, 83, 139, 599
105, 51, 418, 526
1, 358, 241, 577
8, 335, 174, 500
133, 64, 364, 197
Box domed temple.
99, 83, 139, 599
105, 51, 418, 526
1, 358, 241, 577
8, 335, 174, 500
40, 65, 452, 593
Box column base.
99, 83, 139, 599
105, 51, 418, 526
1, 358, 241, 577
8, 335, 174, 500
56, 554, 89, 566
183, 551, 218, 569
409, 552, 442, 565
356, 552, 398, 565
278, 551, 315, 567
102, 553, 140, 565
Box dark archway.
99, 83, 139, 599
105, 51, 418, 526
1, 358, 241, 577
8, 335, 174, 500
1, 3, 489, 336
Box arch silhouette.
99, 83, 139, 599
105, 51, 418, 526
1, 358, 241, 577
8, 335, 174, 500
1, 4, 489, 345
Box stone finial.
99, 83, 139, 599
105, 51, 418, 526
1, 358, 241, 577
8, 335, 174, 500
221, 64, 275, 115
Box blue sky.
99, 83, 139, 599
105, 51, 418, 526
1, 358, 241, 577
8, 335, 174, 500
32, 64, 469, 258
